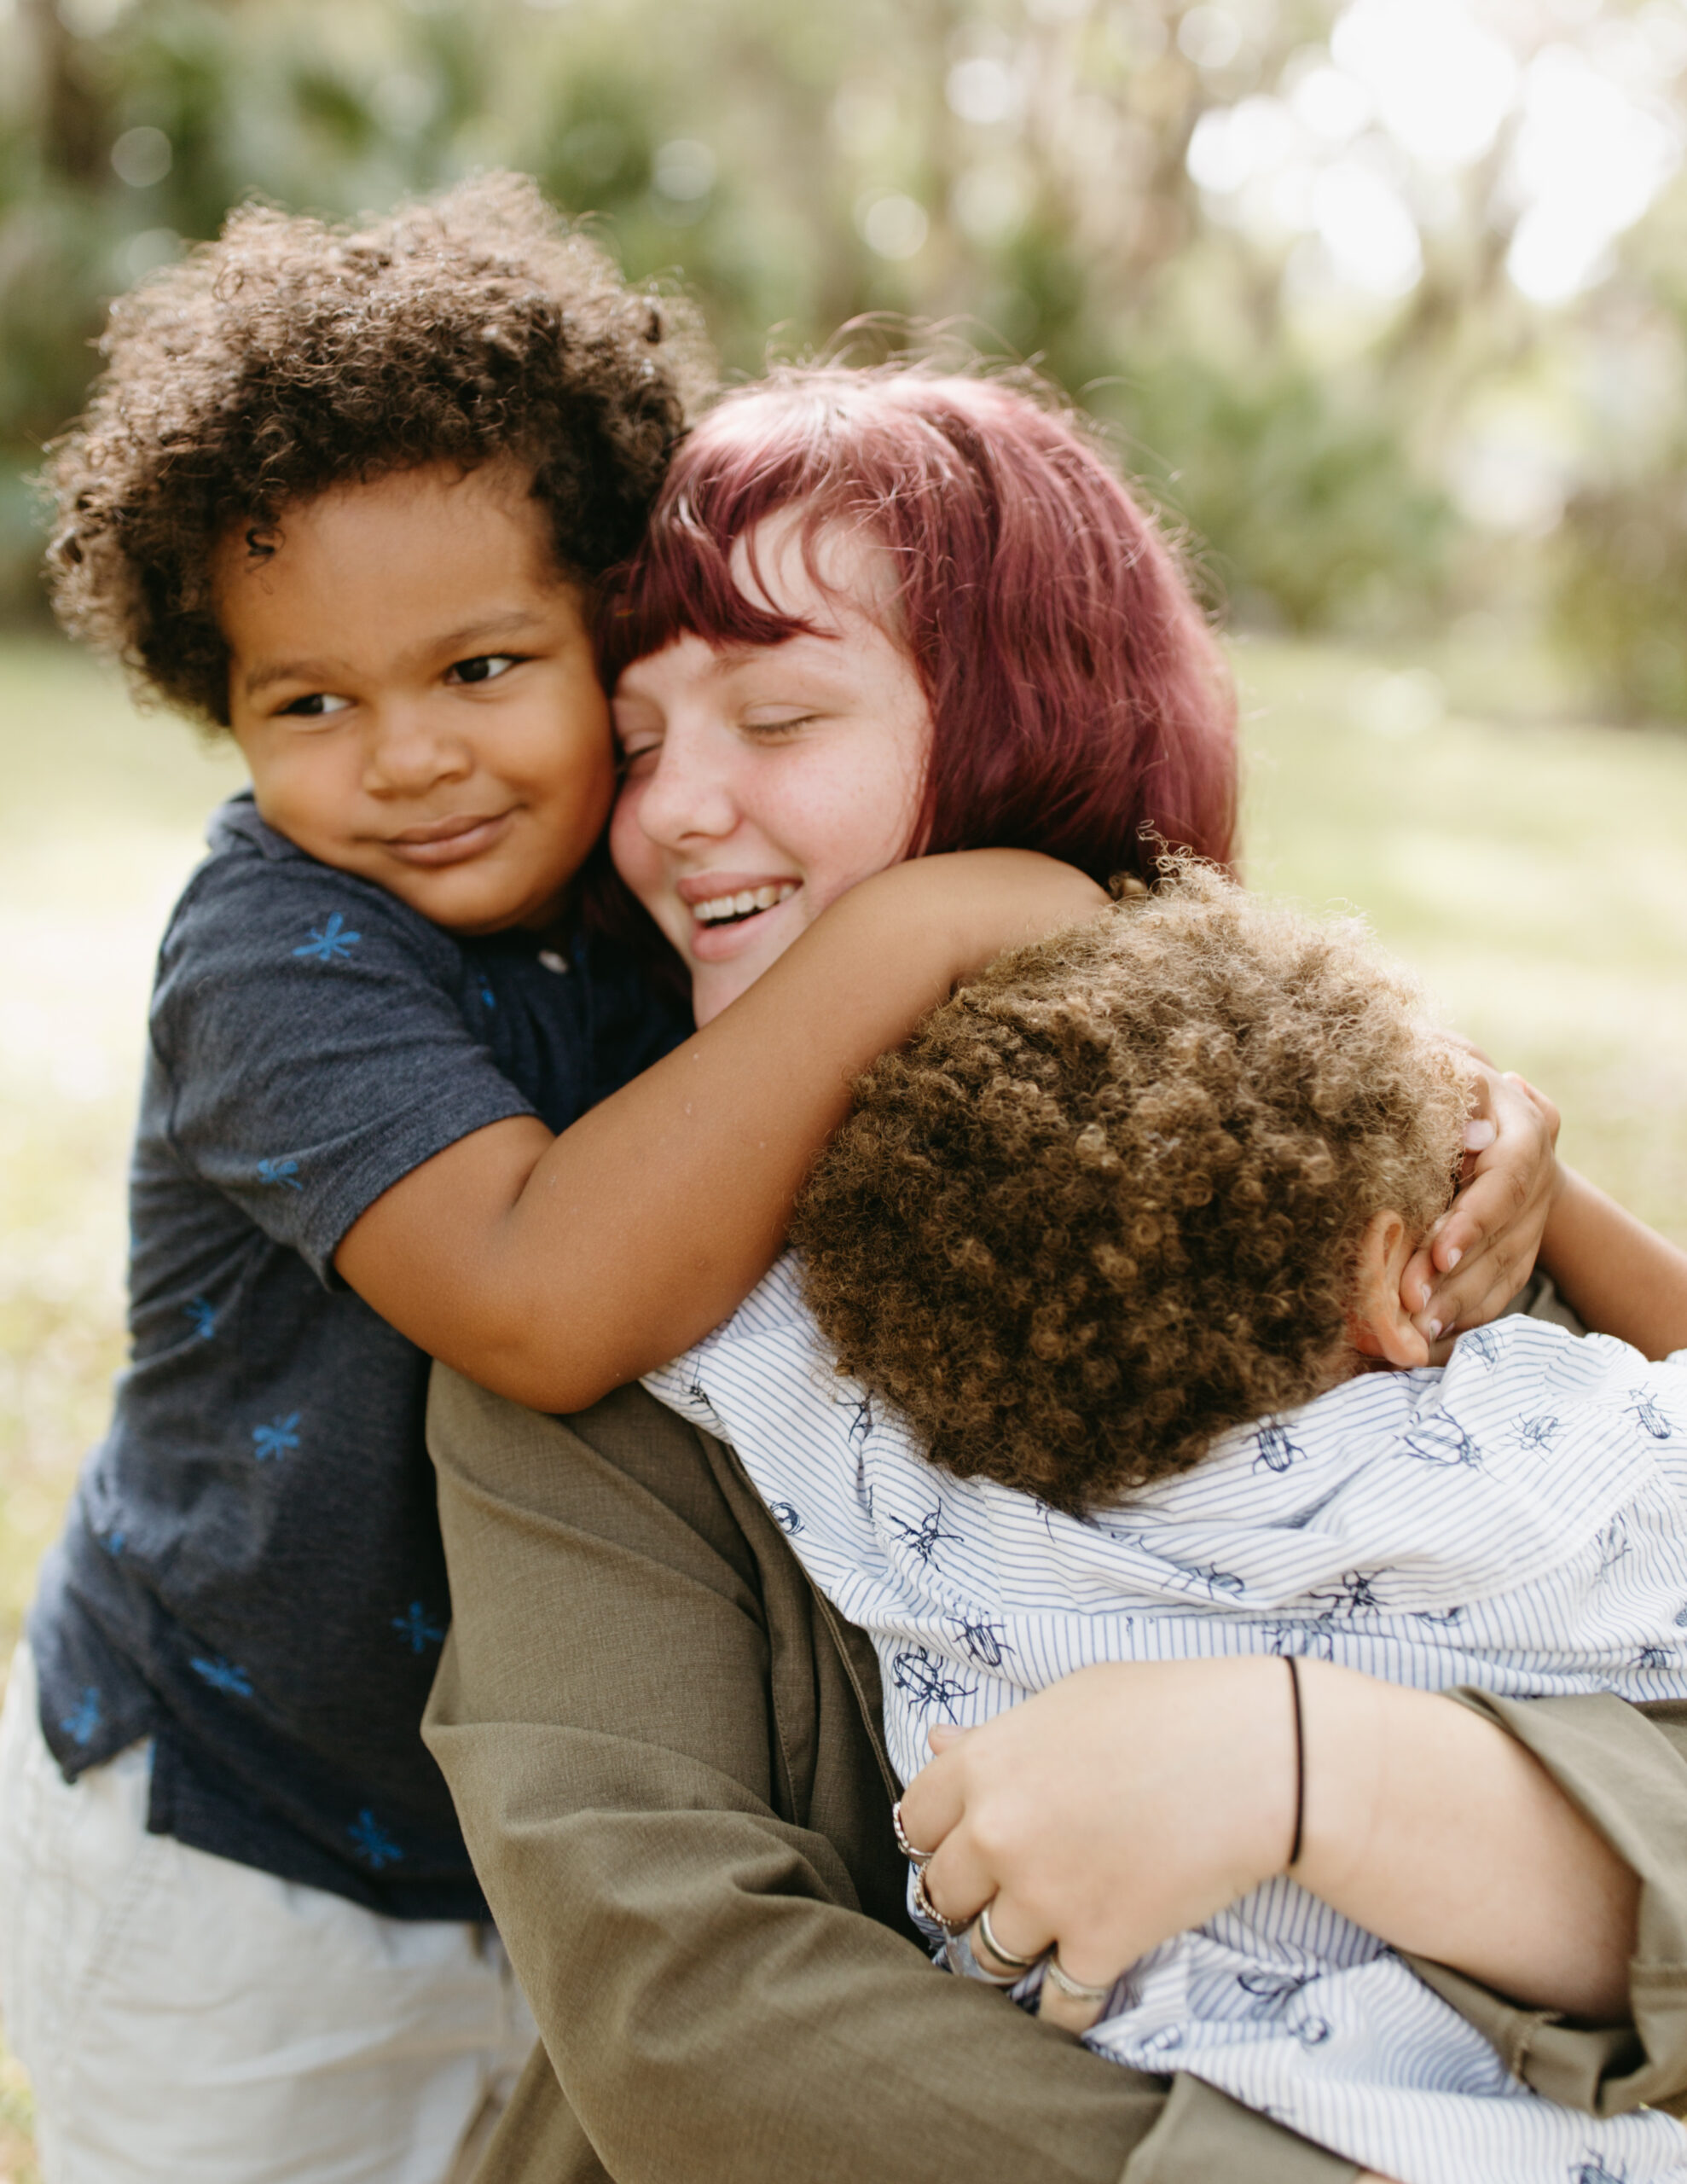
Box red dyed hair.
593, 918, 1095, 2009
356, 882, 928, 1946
600, 366, 1237, 882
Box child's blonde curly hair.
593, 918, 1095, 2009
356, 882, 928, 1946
793, 866, 1470, 1516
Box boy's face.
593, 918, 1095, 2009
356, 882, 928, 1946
216, 460, 614, 934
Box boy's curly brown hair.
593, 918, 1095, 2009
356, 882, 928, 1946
41, 172, 712, 726
793, 866, 1470, 1517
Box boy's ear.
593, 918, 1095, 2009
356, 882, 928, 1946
1347, 1210, 1434, 1369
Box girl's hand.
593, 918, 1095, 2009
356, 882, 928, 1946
896, 1658, 1297, 2031
1401, 1060, 1561, 1349
901, 1653, 1638, 2036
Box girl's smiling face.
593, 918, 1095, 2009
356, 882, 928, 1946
609, 516, 932, 1025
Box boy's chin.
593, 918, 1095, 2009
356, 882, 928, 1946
380, 858, 568, 938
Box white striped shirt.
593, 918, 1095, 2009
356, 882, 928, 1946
647, 1256, 1687, 2184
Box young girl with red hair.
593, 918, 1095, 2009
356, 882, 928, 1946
418, 367, 1666, 2184
603, 367, 1238, 895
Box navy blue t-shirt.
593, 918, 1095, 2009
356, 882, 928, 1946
28, 797, 688, 1917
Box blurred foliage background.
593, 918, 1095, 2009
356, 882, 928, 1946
3, 0, 1687, 717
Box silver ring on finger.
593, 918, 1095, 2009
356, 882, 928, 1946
910, 1862, 969, 1939
1041, 1955, 1118, 2010
891, 1798, 931, 1867
974, 1899, 1049, 1980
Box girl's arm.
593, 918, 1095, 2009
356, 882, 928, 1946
337, 851, 1106, 1413
1536, 1162, 1687, 1357
902, 1654, 1639, 2025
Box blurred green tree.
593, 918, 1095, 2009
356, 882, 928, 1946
1, 0, 1684, 720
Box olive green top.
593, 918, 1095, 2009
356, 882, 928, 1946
424, 1369, 1687, 2184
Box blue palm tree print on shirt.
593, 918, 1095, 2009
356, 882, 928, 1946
190, 1655, 254, 1698
61, 1687, 101, 1744
392, 1603, 446, 1654
256, 1157, 303, 1192
348, 1809, 403, 1869
252, 1413, 301, 1461
185, 1296, 217, 1339
293, 913, 362, 964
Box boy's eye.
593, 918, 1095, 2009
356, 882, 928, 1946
447, 653, 521, 687
278, 691, 352, 719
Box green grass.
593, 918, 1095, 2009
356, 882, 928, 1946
0, 642, 242, 2181
1238, 636, 1687, 1239
0, 630, 1685, 2163
0, 642, 246, 1678
0, 2044, 35, 2184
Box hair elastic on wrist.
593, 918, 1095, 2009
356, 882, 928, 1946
1285, 1653, 1306, 1869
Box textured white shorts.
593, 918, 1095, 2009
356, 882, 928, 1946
0, 1647, 536, 2184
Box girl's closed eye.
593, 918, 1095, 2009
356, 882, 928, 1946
617, 736, 661, 780
739, 707, 819, 739
611, 695, 662, 776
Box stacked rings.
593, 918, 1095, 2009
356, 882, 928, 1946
890, 1799, 930, 1867
910, 1863, 969, 1939
971, 1900, 1048, 1984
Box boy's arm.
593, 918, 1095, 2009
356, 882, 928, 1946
336, 851, 1104, 1412
1538, 1165, 1687, 1358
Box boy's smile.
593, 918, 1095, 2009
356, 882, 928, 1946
216, 459, 615, 934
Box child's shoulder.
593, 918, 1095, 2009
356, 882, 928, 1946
171, 794, 445, 930
154, 794, 473, 1027
146, 795, 493, 1102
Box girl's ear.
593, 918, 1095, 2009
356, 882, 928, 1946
1346, 1209, 1434, 1369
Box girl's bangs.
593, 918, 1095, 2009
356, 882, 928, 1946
597, 396, 870, 682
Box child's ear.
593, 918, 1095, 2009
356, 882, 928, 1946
1347, 1210, 1433, 1369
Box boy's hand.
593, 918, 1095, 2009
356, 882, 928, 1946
1402, 1060, 1560, 1349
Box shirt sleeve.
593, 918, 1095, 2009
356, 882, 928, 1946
424, 1368, 1355, 2184
151, 849, 537, 1283
1415, 1687, 1687, 2117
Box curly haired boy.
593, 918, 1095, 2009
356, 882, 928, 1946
0, 177, 1104, 2181
797, 863, 1472, 1514
0, 171, 704, 2183
652, 869, 1687, 2184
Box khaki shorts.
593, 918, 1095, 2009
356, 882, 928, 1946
0, 1646, 535, 2184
